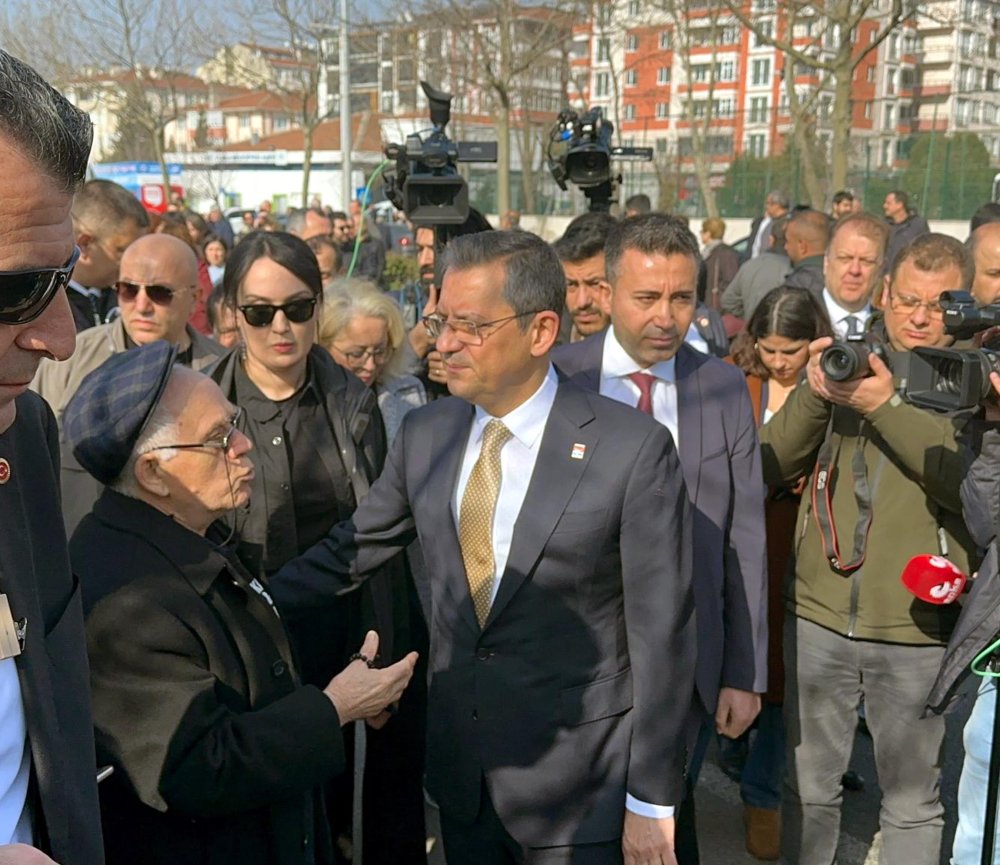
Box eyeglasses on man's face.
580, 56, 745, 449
0, 246, 80, 325
145, 407, 243, 455
888, 291, 946, 320
115, 281, 190, 307
421, 310, 544, 346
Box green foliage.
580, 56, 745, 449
104, 90, 158, 163
898, 133, 995, 220
383, 253, 419, 291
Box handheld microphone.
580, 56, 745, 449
900, 554, 967, 605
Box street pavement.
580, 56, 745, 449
425, 674, 977, 864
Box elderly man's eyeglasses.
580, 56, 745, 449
146, 408, 243, 454
0, 246, 80, 325
115, 281, 188, 306
239, 298, 317, 327
422, 310, 544, 345
888, 292, 945, 320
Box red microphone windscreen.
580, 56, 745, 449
901, 555, 967, 604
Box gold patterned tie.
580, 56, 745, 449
459, 419, 513, 627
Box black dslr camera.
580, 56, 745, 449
546, 107, 652, 212
383, 81, 497, 226
820, 333, 894, 382
904, 291, 1000, 411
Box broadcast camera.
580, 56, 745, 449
383, 81, 497, 226
904, 291, 1000, 411
820, 333, 895, 382
546, 107, 653, 212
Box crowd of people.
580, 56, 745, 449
7, 47, 1000, 865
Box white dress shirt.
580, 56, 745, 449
751, 215, 772, 259
0, 658, 32, 845
452, 362, 675, 819
683, 325, 710, 356
599, 327, 679, 447
822, 289, 872, 339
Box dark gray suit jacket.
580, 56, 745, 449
271, 378, 696, 847
552, 336, 768, 712
0, 393, 103, 863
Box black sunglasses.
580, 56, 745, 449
115, 281, 185, 306
238, 298, 317, 327
0, 246, 80, 325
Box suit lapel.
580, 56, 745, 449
485, 384, 597, 628
675, 345, 704, 500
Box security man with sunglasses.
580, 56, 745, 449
31, 232, 225, 534
0, 50, 104, 865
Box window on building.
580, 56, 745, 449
240, 114, 249, 130
718, 60, 736, 81
749, 95, 768, 123
659, 30, 673, 50
886, 69, 896, 95
715, 97, 735, 118
626, 34, 638, 52
628, 0, 640, 14
747, 133, 766, 157
863, 102, 873, 120
656, 102, 669, 119
625, 69, 638, 87
624, 104, 636, 120
884, 104, 895, 128
721, 25, 739, 44
381, 93, 394, 113
596, 72, 610, 97
597, 37, 611, 63
658, 66, 671, 85
751, 58, 770, 85
888, 34, 899, 60
691, 64, 708, 83
754, 20, 774, 46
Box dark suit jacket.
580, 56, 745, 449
552, 337, 768, 712
270, 379, 696, 847
71, 491, 345, 865
0, 392, 103, 863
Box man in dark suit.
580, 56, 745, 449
552, 212, 768, 865
0, 50, 104, 864
273, 230, 697, 864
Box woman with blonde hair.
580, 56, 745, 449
319, 278, 427, 442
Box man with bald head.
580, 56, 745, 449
32, 232, 225, 533
784, 209, 830, 298
971, 221, 1000, 306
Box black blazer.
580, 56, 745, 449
71, 491, 345, 865
552, 336, 769, 711
271, 378, 697, 847
0, 393, 103, 863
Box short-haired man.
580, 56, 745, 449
831, 190, 855, 219
0, 49, 104, 864
820, 212, 890, 338
206, 204, 234, 249
206, 282, 240, 349
330, 210, 353, 253
970, 220, 1000, 306
32, 233, 225, 533
68, 178, 150, 331
783, 208, 830, 298
553, 213, 767, 865
271, 230, 696, 864
721, 216, 791, 320
64, 344, 416, 865
306, 235, 342, 287
287, 206, 333, 241
760, 233, 977, 865
552, 212, 615, 341
748, 189, 790, 260
883, 189, 930, 272
623, 193, 651, 217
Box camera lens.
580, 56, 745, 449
820, 346, 857, 382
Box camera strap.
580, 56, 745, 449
811, 413, 876, 574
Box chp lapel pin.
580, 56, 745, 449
571, 443, 586, 460
0, 458, 10, 485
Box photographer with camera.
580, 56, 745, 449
760, 230, 978, 865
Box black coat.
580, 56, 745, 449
0, 392, 104, 864
71, 490, 345, 865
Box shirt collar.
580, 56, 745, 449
823, 289, 871, 323
470, 364, 558, 450
602, 325, 677, 383
68, 278, 100, 298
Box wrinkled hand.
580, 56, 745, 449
0, 845, 59, 865
324, 631, 418, 726
715, 687, 761, 739
426, 350, 447, 385
805, 337, 895, 415
407, 283, 439, 359
623, 811, 676, 865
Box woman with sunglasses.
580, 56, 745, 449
209, 231, 426, 865
726, 286, 834, 860
318, 279, 427, 443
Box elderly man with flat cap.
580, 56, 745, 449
32, 232, 225, 533
63, 341, 417, 865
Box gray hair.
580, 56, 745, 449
766, 189, 790, 210
605, 212, 702, 286
439, 230, 566, 329
318, 279, 409, 381
0, 50, 92, 193
108, 402, 179, 499
286, 207, 329, 236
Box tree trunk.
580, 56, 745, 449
830, 54, 854, 194
152, 124, 172, 204
691, 146, 718, 217
519, 123, 538, 213
302, 125, 314, 207
496, 100, 511, 217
